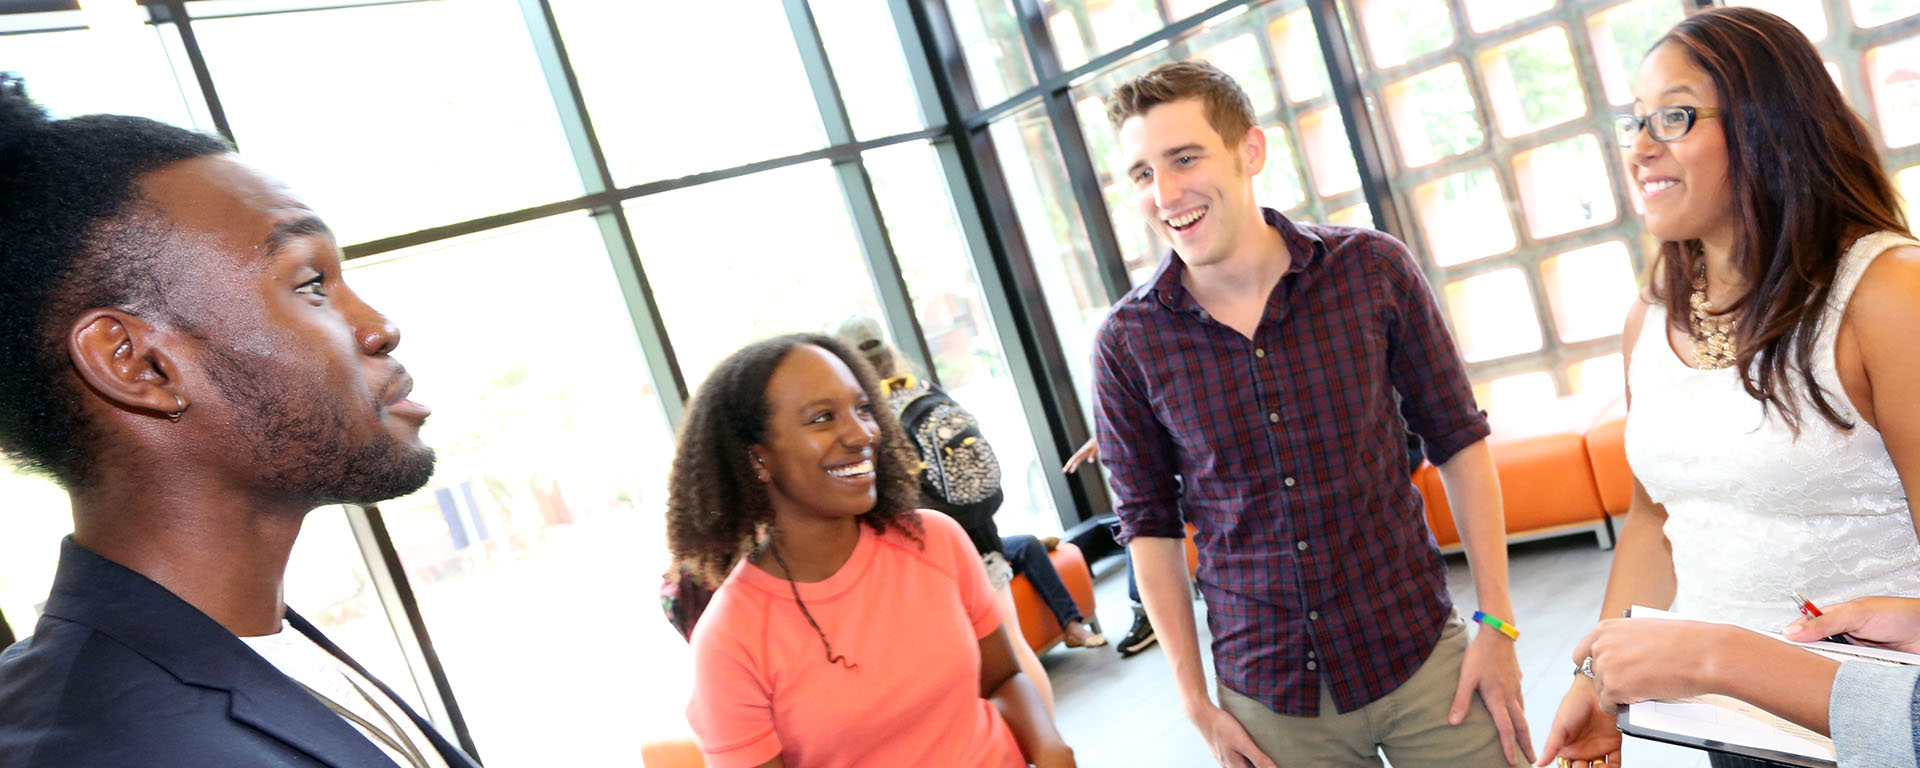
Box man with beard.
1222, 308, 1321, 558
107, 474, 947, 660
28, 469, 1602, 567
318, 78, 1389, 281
0, 74, 474, 768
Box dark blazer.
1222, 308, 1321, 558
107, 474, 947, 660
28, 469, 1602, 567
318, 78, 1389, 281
0, 538, 480, 768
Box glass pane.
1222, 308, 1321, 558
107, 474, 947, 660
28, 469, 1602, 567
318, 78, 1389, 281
1167, 0, 1221, 20
554, 0, 827, 184
0, 21, 206, 128
1569, 353, 1626, 399
864, 141, 1063, 536
1866, 35, 1920, 149
1051, 11, 1093, 70
1355, 0, 1456, 69
1586, 0, 1687, 106
1195, 32, 1279, 118
1044, 0, 1164, 71
1443, 268, 1544, 362
1329, 203, 1376, 228
1539, 240, 1638, 342
345, 213, 683, 761
1898, 165, 1920, 226
1300, 105, 1363, 196
0, 469, 71, 640
1464, 0, 1557, 34
1383, 62, 1485, 167
1511, 134, 1619, 239
1478, 26, 1587, 137
1851, 0, 1920, 28
991, 103, 1108, 423
949, 0, 1039, 107
1269, 7, 1334, 104
194, 0, 581, 246
1413, 166, 1517, 266
1256, 124, 1310, 212
627, 163, 882, 389
811, 0, 926, 139
1727, 0, 1830, 43
1473, 370, 1559, 417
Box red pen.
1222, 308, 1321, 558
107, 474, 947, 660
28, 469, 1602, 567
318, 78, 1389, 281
1790, 590, 1855, 645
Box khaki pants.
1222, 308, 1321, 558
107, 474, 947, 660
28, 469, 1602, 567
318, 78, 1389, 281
1217, 613, 1514, 767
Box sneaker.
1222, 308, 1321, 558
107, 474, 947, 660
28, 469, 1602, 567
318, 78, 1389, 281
1117, 604, 1157, 657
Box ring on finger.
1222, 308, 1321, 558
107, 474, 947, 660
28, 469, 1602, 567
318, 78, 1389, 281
1581, 655, 1595, 678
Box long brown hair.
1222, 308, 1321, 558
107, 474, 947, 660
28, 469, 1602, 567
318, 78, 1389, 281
1648, 7, 1910, 432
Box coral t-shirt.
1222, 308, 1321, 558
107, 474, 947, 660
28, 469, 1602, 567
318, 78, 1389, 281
686, 510, 1025, 768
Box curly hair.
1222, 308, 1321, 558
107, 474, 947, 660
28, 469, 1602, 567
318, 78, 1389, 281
665, 333, 923, 588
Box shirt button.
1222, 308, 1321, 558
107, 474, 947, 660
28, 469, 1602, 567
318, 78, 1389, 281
1296, 540, 1309, 551
1267, 412, 1280, 424
1284, 476, 1297, 487
1255, 348, 1266, 358
1308, 650, 1316, 659
1309, 610, 1320, 620
1306, 661, 1318, 671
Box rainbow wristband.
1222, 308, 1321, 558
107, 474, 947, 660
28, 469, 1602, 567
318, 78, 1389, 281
1471, 610, 1520, 640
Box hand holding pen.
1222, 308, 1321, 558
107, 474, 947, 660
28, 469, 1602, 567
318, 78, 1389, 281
1789, 591, 1856, 645
1782, 596, 1920, 654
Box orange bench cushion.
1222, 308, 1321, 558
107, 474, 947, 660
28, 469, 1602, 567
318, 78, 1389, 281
1586, 397, 1631, 515
1009, 542, 1097, 653
1418, 400, 1611, 547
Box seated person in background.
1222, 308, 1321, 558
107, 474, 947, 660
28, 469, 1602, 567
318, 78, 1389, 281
0, 75, 476, 767
834, 315, 1103, 716
1574, 596, 1920, 768
665, 333, 1074, 768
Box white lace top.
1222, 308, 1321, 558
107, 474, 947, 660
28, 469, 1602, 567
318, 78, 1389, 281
1624, 231, 1920, 631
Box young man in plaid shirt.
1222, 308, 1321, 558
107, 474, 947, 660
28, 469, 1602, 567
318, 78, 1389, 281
1092, 60, 1531, 767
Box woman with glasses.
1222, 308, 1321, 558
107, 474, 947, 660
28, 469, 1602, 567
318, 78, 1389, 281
1535, 7, 1920, 768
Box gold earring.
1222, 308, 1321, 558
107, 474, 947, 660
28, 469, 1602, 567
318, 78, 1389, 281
166, 394, 188, 422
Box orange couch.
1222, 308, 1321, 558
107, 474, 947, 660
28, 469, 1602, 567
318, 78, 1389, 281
1008, 541, 1099, 653
1418, 394, 1624, 551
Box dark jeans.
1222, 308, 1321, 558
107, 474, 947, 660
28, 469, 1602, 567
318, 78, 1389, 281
1001, 534, 1083, 627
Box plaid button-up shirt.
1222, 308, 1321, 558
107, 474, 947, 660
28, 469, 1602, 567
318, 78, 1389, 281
1091, 209, 1489, 716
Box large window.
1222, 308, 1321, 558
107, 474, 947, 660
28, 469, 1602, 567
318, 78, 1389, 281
1347, 0, 1672, 413
550, 0, 829, 187
344, 214, 681, 762
626, 162, 884, 389
866, 141, 1063, 535
191, 0, 582, 245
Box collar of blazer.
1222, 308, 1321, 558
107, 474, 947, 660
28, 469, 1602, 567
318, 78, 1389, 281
40, 537, 476, 768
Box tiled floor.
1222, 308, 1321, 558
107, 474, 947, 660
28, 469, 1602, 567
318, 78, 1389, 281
1042, 533, 1711, 767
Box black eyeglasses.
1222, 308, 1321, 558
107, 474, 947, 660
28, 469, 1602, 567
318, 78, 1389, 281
1613, 106, 1722, 148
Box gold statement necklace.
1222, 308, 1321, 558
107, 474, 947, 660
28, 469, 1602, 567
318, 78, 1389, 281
1688, 258, 1738, 369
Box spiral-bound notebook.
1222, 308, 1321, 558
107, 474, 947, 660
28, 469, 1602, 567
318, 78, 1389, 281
1613, 606, 1920, 767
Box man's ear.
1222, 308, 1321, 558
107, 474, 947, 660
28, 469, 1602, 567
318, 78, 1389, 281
1240, 125, 1269, 177
67, 310, 190, 421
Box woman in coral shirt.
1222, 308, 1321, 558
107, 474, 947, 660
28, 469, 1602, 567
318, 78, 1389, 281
666, 333, 1075, 768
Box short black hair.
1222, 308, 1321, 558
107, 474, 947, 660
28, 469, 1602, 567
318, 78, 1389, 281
0, 74, 231, 486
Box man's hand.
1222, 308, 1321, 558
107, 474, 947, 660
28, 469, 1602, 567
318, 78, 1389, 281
1062, 439, 1099, 474
1452, 626, 1533, 765
1783, 596, 1920, 652
1192, 703, 1277, 768
1535, 677, 1621, 768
